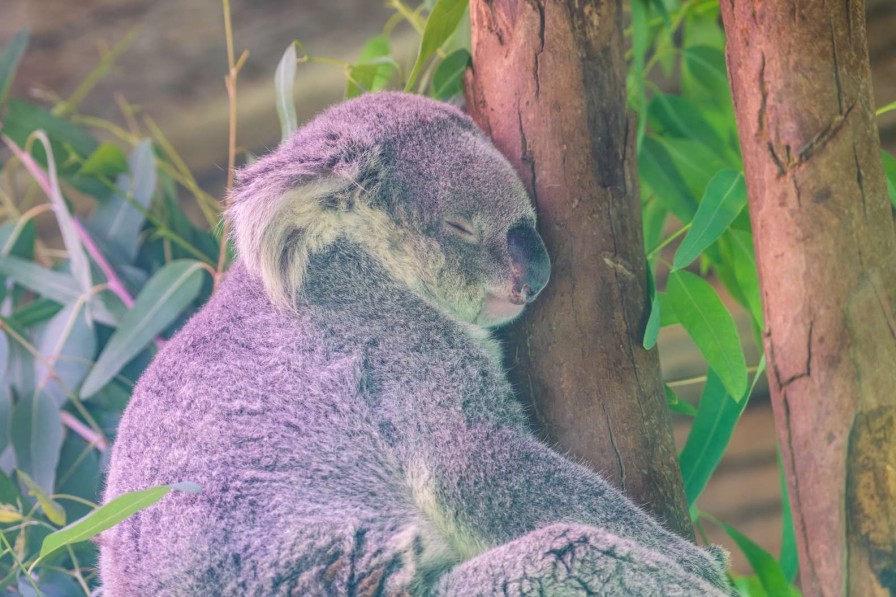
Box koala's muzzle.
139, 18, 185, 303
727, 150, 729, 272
507, 223, 551, 304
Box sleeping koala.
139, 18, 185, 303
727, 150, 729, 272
100, 92, 733, 596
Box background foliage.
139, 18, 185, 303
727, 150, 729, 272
0, 0, 894, 594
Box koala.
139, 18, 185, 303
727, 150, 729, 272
99, 92, 733, 596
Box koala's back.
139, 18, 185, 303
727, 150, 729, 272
100, 261, 456, 595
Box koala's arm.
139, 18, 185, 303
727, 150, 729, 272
419, 420, 731, 593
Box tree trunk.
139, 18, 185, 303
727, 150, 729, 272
463, 0, 691, 538
720, 2, 896, 594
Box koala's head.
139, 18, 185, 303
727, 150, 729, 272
227, 92, 550, 328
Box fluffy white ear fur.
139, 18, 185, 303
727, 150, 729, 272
227, 176, 356, 309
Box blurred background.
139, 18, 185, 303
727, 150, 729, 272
1, 0, 894, 578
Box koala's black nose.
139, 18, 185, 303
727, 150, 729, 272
507, 223, 551, 303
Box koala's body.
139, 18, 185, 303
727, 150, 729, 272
100, 92, 732, 596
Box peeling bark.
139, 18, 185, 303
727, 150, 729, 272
720, 1, 896, 594
464, 0, 691, 538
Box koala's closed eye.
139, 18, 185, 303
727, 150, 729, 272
444, 216, 479, 243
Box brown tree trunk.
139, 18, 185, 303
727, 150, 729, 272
720, 2, 896, 594
463, 0, 691, 538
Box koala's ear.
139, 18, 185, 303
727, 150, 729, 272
226, 146, 384, 309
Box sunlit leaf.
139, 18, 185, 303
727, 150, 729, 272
40, 481, 201, 559
11, 391, 63, 495
17, 469, 65, 526
431, 48, 470, 99
0, 29, 28, 106
667, 270, 747, 398
81, 260, 206, 398
405, 0, 469, 91
275, 43, 298, 140
665, 385, 697, 417
79, 142, 128, 178
673, 170, 747, 270
346, 35, 395, 99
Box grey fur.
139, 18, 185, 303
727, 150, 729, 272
100, 92, 733, 596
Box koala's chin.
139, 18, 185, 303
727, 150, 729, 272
475, 292, 527, 328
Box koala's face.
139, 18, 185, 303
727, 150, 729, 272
387, 126, 551, 328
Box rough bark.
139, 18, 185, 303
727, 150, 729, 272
720, 2, 896, 594
463, 0, 691, 538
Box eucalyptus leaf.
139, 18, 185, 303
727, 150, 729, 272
679, 360, 764, 506
0, 29, 28, 106
405, 0, 469, 91
643, 265, 660, 350
33, 132, 93, 296
87, 139, 157, 263
17, 469, 65, 526
718, 520, 796, 596
665, 385, 697, 417
11, 392, 63, 496
666, 270, 747, 399
882, 150, 896, 208
647, 93, 733, 163
81, 260, 206, 398
0, 256, 117, 326
346, 35, 395, 99
79, 142, 128, 178
728, 229, 764, 329
35, 300, 97, 405
655, 137, 728, 199
639, 136, 697, 222
778, 451, 799, 582
40, 481, 201, 559
431, 49, 470, 99
275, 43, 298, 140
681, 45, 729, 102
673, 170, 747, 271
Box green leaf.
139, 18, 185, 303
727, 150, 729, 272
346, 35, 395, 99
405, 0, 469, 91
630, 0, 649, 145
16, 469, 66, 526
0, 29, 29, 106
665, 385, 697, 417
643, 264, 660, 349
431, 48, 470, 99
78, 142, 128, 178
11, 298, 63, 328
275, 43, 298, 140
1, 101, 103, 198
34, 300, 97, 405
647, 93, 734, 163
882, 150, 896, 208
655, 137, 729, 199
86, 139, 157, 263
0, 256, 117, 326
11, 391, 63, 496
727, 229, 764, 329
778, 451, 799, 582
681, 45, 729, 102
718, 520, 795, 597
658, 291, 678, 326
639, 136, 697, 222
81, 260, 206, 397
0, 470, 21, 506
679, 360, 764, 506
673, 170, 747, 270
666, 270, 747, 398
39, 481, 201, 559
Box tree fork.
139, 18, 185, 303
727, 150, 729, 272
464, 0, 691, 537
720, 1, 896, 594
